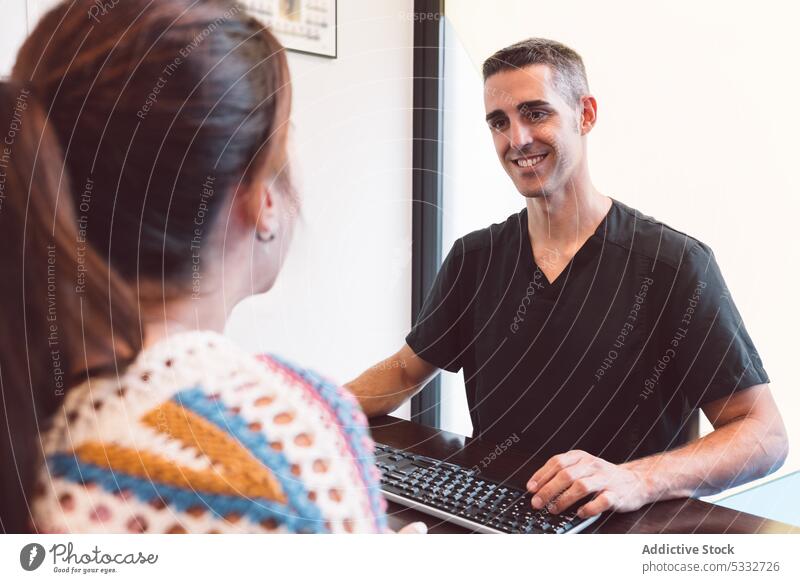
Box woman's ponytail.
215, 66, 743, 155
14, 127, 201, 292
0, 82, 141, 533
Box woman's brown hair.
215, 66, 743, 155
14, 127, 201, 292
0, 0, 292, 532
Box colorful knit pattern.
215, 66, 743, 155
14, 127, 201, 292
32, 331, 388, 534
262, 355, 386, 527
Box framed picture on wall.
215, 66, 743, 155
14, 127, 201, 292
241, 0, 337, 58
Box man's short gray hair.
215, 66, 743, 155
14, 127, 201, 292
482, 38, 590, 106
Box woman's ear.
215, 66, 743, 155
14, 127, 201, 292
234, 180, 277, 238
258, 184, 275, 225
256, 186, 279, 242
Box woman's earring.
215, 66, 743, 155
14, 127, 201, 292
256, 229, 277, 243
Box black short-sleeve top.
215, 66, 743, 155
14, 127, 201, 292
405, 199, 769, 463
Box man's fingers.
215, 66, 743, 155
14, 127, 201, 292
527, 450, 586, 492
577, 491, 616, 518
531, 462, 594, 509
545, 475, 602, 514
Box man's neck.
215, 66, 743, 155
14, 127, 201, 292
525, 186, 611, 250
522, 182, 612, 283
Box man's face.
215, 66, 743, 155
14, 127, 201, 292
484, 64, 587, 199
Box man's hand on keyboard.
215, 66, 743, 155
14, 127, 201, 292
525, 450, 650, 518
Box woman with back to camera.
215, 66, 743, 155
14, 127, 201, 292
0, 0, 421, 534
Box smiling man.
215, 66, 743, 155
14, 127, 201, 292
349, 38, 788, 519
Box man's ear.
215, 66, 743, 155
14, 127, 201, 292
579, 95, 598, 134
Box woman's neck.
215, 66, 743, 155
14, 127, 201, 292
67, 286, 234, 384
141, 291, 230, 349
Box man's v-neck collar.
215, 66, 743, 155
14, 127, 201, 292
519, 198, 616, 289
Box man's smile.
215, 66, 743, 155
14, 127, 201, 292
512, 152, 548, 168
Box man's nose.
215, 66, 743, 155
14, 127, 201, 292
508, 121, 533, 153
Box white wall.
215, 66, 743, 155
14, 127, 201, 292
5, 0, 416, 419
0, 0, 28, 77
0, 1, 59, 76
441, 0, 800, 496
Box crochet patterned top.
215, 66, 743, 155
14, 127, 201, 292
31, 331, 388, 533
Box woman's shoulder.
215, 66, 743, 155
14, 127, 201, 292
34, 331, 386, 534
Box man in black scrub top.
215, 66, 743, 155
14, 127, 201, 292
349, 38, 787, 519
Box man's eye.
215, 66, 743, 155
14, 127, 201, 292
489, 119, 507, 131
523, 110, 546, 122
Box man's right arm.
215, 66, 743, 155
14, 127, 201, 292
346, 343, 439, 417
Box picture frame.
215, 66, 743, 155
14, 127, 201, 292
241, 0, 337, 59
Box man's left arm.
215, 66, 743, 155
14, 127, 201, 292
527, 384, 788, 518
